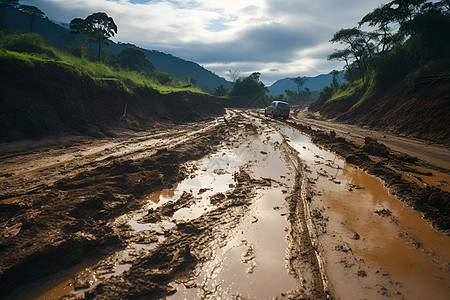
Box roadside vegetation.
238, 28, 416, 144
0, 3, 218, 141
312, 0, 450, 109
0, 33, 205, 94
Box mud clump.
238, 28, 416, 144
363, 137, 389, 157
0, 119, 231, 299
83, 168, 256, 299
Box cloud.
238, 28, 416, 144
29, 0, 387, 85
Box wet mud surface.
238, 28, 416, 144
0, 109, 449, 299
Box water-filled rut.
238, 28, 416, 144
5, 112, 448, 300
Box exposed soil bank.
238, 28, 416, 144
310, 75, 450, 145
0, 56, 224, 142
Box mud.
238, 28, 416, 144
275, 116, 450, 230
0, 116, 231, 299
278, 124, 450, 299
1, 108, 449, 299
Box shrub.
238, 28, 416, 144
0, 33, 57, 59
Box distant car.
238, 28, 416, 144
264, 101, 290, 119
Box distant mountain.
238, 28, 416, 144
0, 6, 231, 90
268, 73, 346, 95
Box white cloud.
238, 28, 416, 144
30, 0, 387, 85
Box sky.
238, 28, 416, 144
26, 0, 387, 85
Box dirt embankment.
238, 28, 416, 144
282, 118, 450, 230
310, 75, 450, 145
0, 56, 225, 142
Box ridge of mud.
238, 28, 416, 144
82, 169, 256, 299
0, 121, 229, 298
280, 141, 329, 299
282, 120, 449, 230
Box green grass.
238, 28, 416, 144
0, 33, 206, 94
324, 70, 376, 108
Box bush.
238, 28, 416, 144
153, 71, 173, 85
0, 33, 57, 59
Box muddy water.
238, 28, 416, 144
280, 126, 450, 299
169, 129, 299, 299
26, 127, 299, 299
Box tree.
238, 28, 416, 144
327, 49, 354, 81
70, 12, 117, 61
330, 28, 367, 76
291, 76, 307, 95
228, 72, 268, 97
118, 48, 154, 72
228, 69, 241, 82
330, 70, 342, 87
213, 84, 228, 96
19, 5, 45, 32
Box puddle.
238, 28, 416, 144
169, 128, 298, 299
404, 165, 450, 193
280, 125, 450, 299
17, 259, 100, 300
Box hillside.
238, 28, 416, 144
310, 73, 450, 145
309, 0, 450, 146
268, 73, 345, 96
0, 40, 225, 142
0, 6, 231, 91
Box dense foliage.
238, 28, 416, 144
228, 72, 268, 97
316, 0, 450, 105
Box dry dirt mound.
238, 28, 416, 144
311, 76, 450, 145
0, 57, 225, 142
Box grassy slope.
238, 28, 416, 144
0, 35, 224, 141
311, 71, 450, 144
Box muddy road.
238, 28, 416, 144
0, 110, 449, 299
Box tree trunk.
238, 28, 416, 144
98, 39, 101, 61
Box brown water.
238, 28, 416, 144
15, 124, 450, 299
169, 128, 299, 299
281, 125, 450, 299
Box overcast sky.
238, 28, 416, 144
26, 0, 387, 85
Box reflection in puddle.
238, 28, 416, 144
281, 125, 450, 300
170, 128, 298, 299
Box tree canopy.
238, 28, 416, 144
70, 12, 117, 61
118, 48, 155, 72
228, 72, 268, 97
327, 0, 449, 83
19, 5, 45, 32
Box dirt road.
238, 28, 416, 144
0, 110, 449, 299
292, 108, 450, 171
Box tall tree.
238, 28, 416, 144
228, 69, 241, 82
330, 28, 367, 76
70, 12, 118, 61
327, 49, 354, 81
19, 5, 45, 32
291, 76, 307, 95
